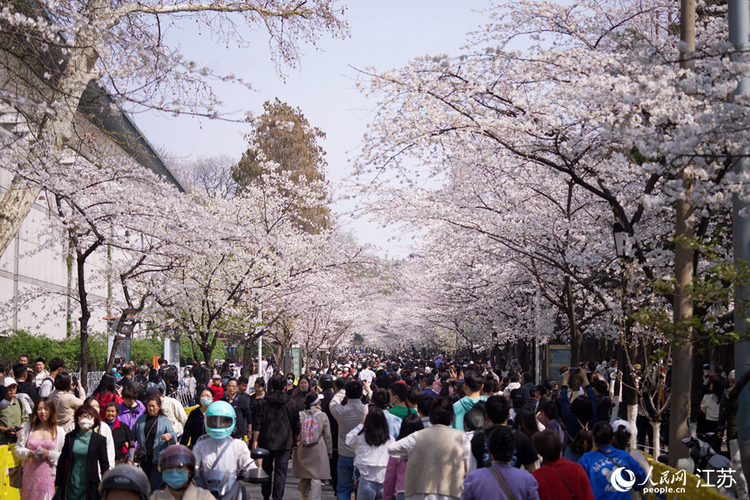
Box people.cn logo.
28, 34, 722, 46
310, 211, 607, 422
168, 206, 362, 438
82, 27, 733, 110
610, 467, 637, 492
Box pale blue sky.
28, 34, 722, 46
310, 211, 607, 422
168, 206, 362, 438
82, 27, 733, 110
135, 1, 490, 255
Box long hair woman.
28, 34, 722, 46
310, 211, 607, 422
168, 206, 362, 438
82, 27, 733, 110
14, 397, 65, 500
345, 407, 395, 500
91, 373, 122, 422
133, 394, 176, 491
54, 404, 110, 500
384, 413, 423, 500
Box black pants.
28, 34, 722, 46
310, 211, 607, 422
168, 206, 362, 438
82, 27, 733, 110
261, 449, 290, 500
329, 449, 339, 494
636, 415, 653, 451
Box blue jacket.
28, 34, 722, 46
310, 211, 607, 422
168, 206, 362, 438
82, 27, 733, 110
559, 385, 597, 441
133, 414, 176, 463
578, 445, 647, 500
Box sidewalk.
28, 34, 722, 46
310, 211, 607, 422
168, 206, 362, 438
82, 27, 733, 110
244, 466, 338, 500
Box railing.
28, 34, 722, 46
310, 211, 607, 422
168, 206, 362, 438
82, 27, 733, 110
640, 453, 734, 500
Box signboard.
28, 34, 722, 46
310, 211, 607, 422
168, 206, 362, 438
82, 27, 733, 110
546, 344, 571, 381
106, 318, 132, 363
292, 346, 301, 379
165, 338, 180, 368
113, 338, 131, 363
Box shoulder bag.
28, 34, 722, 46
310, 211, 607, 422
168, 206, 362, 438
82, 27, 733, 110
488, 465, 516, 500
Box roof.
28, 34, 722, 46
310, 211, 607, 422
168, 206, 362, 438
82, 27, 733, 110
78, 82, 185, 192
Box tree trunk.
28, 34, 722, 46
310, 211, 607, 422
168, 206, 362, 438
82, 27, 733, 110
565, 276, 582, 390
669, 0, 696, 467
0, 182, 41, 258
670, 192, 694, 466
627, 404, 638, 450
78, 253, 91, 395
652, 419, 661, 459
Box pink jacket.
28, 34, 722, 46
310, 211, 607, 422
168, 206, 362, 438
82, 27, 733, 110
383, 456, 407, 498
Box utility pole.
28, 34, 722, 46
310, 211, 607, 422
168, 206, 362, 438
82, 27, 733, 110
669, 0, 695, 467
729, 0, 750, 481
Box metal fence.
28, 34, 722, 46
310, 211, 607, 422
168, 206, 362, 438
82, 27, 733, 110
69, 371, 105, 398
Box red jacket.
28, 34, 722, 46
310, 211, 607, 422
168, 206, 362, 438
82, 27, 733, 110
210, 384, 224, 401
96, 391, 123, 421
533, 457, 594, 500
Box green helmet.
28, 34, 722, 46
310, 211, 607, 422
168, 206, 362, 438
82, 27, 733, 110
205, 400, 236, 439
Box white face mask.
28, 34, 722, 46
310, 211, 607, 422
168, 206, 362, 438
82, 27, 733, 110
78, 418, 94, 430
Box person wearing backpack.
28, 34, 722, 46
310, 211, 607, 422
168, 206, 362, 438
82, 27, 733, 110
292, 392, 333, 500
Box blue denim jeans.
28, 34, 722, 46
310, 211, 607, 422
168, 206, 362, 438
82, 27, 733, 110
337, 455, 355, 500
357, 478, 383, 500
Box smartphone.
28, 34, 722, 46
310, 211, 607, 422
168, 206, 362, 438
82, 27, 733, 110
569, 367, 580, 374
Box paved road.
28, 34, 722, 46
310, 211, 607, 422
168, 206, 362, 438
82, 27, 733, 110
244, 465, 338, 500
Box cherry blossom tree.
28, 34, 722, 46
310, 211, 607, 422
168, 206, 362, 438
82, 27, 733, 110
0, 0, 348, 257
347, 0, 750, 458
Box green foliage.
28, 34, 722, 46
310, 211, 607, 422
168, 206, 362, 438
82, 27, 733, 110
0, 330, 233, 371
178, 335, 227, 364
0, 330, 107, 371
130, 336, 164, 366
631, 236, 750, 349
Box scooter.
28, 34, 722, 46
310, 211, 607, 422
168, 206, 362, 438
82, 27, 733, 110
678, 435, 736, 498
197, 447, 270, 500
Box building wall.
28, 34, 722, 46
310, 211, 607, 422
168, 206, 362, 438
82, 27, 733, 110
0, 167, 111, 339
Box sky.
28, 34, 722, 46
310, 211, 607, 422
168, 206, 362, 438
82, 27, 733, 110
134, 1, 490, 257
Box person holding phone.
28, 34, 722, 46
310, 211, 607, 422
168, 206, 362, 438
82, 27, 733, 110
14, 398, 65, 500
559, 367, 597, 463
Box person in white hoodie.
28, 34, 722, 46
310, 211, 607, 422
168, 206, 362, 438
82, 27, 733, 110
345, 407, 395, 500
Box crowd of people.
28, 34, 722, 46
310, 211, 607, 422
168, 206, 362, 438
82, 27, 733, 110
0, 352, 737, 500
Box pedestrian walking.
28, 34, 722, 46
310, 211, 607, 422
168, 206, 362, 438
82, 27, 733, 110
292, 392, 333, 500
252, 373, 301, 500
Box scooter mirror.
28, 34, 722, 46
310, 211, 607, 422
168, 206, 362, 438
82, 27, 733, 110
245, 448, 271, 484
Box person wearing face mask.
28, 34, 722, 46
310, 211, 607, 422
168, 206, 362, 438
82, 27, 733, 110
179, 389, 213, 449
14, 397, 65, 500
223, 378, 251, 440
291, 375, 313, 411
284, 373, 297, 394
151, 445, 213, 500
104, 402, 134, 465
134, 395, 177, 492
193, 401, 258, 498
55, 404, 110, 500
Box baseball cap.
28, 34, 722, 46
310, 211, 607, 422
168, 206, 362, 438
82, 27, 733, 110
612, 420, 632, 434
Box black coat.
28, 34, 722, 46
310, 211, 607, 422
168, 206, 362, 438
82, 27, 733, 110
55, 430, 110, 500
225, 393, 251, 439
253, 390, 301, 451
320, 389, 338, 451
179, 408, 205, 449
16, 381, 38, 404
